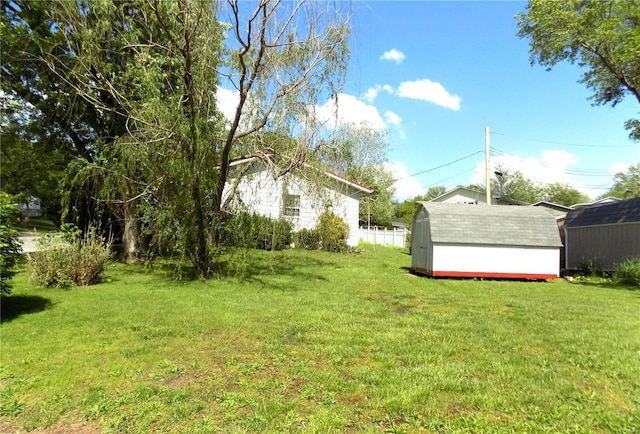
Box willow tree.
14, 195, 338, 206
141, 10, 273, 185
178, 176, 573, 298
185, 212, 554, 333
12, 0, 349, 277
517, 1, 640, 140
33, 0, 351, 277
213, 1, 352, 214
147, 0, 352, 276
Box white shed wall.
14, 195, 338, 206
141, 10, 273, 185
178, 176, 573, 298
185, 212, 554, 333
432, 244, 559, 278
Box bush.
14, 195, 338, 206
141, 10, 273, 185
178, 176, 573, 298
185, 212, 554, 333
27, 225, 112, 288
316, 211, 350, 252
293, 228, 320, 250
220, 212, 292, 251
0, 192, 23, 294
577, 260, 606, 278
613, 257, 640, 287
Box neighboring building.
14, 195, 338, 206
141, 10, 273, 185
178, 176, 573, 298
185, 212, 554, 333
411, 202, 562, 279
18, 197, 42, 217
531, 201, 573, 216
429, 186, 528, 205
391, 221, 409, 230
224, 158, 373, 246
572, 197, 622, 209
564, 197, 640, 271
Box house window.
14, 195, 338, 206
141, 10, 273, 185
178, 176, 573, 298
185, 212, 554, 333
284, 194, 300, 218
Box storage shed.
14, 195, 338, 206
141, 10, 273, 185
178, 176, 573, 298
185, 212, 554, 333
564, 197, 640, 271
411, 203, 562, 279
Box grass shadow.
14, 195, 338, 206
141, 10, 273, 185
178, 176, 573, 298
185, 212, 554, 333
1, 294, 53, 323
143, 249, 338, 290
568, 279, 640, 293
210, 250, 334, 290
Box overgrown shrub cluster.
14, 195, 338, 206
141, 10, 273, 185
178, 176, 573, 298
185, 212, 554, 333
293, 228, 320, 250
27, 225, 112, 288
220, 212, 293, 251
220, 210, 351, 253
613, 257, 640, 287
317, 211, 350, 252
294, 211, 350, 252
0, 192, 23, 294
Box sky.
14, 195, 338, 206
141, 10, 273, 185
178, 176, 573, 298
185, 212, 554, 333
336, 1, 640, 200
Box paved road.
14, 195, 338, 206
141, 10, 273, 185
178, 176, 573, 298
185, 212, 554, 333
18, 233, 39, 253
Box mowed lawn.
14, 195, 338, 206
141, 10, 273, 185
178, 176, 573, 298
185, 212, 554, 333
1, 247, 639, 433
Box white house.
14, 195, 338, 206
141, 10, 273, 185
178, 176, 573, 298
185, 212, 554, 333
18, 197, 42, 217
411, 202, 562, 279
430, 186, 528, 205
223, 158, 373, 246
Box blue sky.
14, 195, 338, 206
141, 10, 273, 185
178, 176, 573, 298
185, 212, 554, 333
338, 1, 639, 200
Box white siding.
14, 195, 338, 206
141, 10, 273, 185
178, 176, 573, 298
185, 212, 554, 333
224, 166, 364, 246
432, 244, 559, 277
433, 190, 485, 204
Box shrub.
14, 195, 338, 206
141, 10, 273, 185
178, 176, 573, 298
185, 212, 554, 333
0, 192, 23, 294
577, 260, 606, 278
316, 211, 350, 252
293, 228, 320, 250
27, 225, 112, 288
220, 212, 292, 251
613, 257, 640, 287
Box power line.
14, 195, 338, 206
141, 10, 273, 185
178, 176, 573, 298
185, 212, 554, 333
423, 166, 478, 189
394, 150, 483, 181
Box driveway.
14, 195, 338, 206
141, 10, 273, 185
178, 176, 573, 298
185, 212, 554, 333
18, 233, 40, 253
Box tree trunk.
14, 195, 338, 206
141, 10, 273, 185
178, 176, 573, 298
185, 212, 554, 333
121, 202, 144, 263
190, 181, 211, 278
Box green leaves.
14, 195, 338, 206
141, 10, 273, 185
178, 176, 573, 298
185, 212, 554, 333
517, 0, 640, 140
604, 163, 640, 198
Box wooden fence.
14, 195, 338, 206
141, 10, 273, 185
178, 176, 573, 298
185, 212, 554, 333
357, 226, 408, 248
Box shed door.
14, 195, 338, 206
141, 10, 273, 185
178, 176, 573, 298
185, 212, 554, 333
411, 209, 431, 273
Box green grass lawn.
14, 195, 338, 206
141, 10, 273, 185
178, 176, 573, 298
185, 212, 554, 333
1, 247, 639, 433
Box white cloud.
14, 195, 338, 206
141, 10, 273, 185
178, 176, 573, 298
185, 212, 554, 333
379, 49, 406, 64
363, 87, 379, 103
384, 110, 406, 139
469, 150, 595, 198
610, 162, 629, 174
315, 93, 386, 130
363, 84, 395, 103
397, 79, 461, 111
384, 111, 401, 126
384, 161, 426, 200
216, 87, 239, 121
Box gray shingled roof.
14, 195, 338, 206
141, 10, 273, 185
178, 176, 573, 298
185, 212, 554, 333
565, 197, 640, 228
417, 202, 563, 247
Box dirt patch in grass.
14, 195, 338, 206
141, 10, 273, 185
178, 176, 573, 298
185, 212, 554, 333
0, 420, 101, 434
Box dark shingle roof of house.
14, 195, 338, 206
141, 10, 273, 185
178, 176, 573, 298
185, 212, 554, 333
417, 202, 562, 247
565, 197, 640, 228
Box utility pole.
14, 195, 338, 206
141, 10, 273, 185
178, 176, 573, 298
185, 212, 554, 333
485, 126, 491, 205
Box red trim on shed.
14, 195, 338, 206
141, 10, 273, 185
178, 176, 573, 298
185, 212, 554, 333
431, 270, 557, 280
